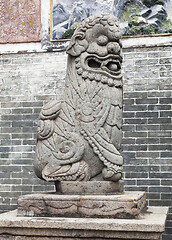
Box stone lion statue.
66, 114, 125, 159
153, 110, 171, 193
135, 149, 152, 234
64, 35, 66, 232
34, 14, 123, 183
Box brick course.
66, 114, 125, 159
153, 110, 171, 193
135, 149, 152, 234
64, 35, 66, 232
0, 46, 171, 239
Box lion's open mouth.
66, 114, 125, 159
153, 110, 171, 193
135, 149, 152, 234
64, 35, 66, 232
86, 55, 121, 76
75, 54, 122, 87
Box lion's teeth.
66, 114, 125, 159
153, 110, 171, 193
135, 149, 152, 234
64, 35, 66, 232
101, 75, 108, 84
82, 71, 88, 79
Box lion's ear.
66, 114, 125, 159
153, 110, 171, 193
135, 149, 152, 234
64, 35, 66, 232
66, 32, 88, 57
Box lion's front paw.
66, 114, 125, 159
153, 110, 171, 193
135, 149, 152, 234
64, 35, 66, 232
102, 167, 122, 182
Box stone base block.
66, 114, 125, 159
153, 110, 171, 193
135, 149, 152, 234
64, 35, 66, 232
55, 180, 124, 194
0, 207, 168, 240
17, 191, 146, 218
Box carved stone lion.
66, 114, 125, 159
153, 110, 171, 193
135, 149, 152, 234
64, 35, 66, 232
34, 14, 123, 183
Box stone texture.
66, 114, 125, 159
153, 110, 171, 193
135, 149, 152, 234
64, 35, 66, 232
35, 14, 124, 184
0, 207, 168, 239
0, 0, 41, 43
17, 191, 146, 218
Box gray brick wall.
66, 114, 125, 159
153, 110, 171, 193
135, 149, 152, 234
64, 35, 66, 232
122, 46, 172, 240
0, 46, 172, 239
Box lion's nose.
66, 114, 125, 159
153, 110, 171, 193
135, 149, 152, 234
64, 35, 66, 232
107, 42, 120, 54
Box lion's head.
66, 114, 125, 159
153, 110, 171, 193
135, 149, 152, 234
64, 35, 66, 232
67, 14, 122, 87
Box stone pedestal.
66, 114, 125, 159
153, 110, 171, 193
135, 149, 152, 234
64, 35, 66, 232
0, 207, 168, 240
17, 191, 146, 218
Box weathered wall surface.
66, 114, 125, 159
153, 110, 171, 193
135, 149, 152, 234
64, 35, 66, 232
0, 0, 41, 43
0, 45, 171, 239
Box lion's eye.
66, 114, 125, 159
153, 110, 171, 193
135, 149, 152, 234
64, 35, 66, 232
97, 35, 108, 46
